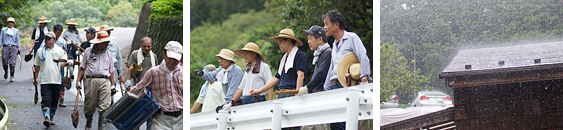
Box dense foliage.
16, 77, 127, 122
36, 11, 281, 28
190, 0, 265, 29
381, 0, 563, 102
15, 0, 143, 40
0, 0, 39, 28
380, 43, 428, 104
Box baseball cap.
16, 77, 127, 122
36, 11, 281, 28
303, 25, 326, 37
165, 41, 183, 61
84, 27, 96, 34
45, 32, 56, 38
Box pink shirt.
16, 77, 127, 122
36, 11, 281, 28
130, 61, 183, 112
80, 47, 114, 76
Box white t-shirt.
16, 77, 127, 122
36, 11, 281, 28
238, 62, 272, 96
34, 46, 67, 84
195, 81, 225, 112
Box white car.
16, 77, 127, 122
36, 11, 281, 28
380, 94, 399, 109
410, 90, 452, 107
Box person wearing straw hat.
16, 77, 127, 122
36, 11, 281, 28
194, 49, 243, 108
32, 32, 69, 127
322, 9, 371, 130
62, 18, 83, 79
128, 41, 184, 129
297, 25, 332, 97
75, 31, 117, 130
250, 29, 308, 100
98, 25, 122, 106
126, 37, 158, 89
190, 64, 225, 114
228, 42, 274, 106
0, 17, 21, 82
30, 16, 51, 57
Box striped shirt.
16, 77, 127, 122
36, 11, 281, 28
129, 60, 183, 112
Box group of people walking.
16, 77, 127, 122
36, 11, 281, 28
1, 16, 183, 129
191, 9, 371, 130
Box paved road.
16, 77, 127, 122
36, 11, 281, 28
2, 28, 147, 129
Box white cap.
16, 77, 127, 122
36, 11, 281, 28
165, 41, 182, 60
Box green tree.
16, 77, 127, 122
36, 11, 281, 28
380, 43, 428, 104
0, 0, 39, 28
105, 1, 140, 27
279, 0, 374, 81
190, 10, 279, 106
190, 0, 265, 29
381, 0, 563, 97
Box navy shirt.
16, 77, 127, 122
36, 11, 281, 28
31, 28, 46, 53
275, 49, 308, 90
80, 41, 91, 50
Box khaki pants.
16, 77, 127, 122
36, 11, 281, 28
152, 112, 183, 130
83, 77, 111, 116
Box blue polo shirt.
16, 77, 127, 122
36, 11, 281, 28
275, 49, 308, 90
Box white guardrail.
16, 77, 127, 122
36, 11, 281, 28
191, 83, 374, 130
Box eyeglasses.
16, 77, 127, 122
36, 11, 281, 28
218, 57, 224, 62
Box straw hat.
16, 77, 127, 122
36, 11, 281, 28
98, 25, 114, 32
338, 53, 362, 87
65, 18, 79, 26
130, 64, 143, 77
269, 29, 303, 46
90, 31, 116, 44
37, 16, 51, 24
234, 42, 266, 62
6, 17, 14, 23
215, 49, 235, 62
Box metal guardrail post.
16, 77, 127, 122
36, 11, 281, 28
217, 110, 228, 130
272, 101, 283, 130
346, 87, 360, 130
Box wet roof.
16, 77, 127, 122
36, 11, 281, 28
441, 41, 563, 76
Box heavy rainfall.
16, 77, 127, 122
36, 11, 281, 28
381, 0, 563, 128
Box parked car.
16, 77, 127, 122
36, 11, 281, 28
410, 90, 452, 107
380, 94, 399, 109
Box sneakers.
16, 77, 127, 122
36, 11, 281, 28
59, 98, 66, 107
9, 77, 13, 82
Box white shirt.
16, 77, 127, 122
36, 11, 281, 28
238, 62, 272, 96
34, 46, 67, 84
195, 81, 225, 112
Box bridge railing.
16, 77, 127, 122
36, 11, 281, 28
190, 83, 374, 130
